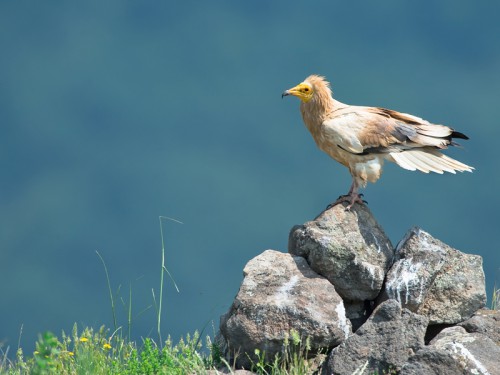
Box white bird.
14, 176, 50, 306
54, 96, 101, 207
283, 75, 473, 209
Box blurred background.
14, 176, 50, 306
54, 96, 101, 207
1, 1, 499, 354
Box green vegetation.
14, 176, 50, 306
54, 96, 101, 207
2, 285, 498, 373
1, 325, 219, 374
0, 217, 320, 374
249, 330, 324, 375
0, 325, 321, 374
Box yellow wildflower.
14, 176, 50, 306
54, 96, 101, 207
79, 337, 89, 343
103, 343, 112, 350
68, 352, 74, 356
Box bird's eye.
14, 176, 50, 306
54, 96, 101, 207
304, 88, 310, 92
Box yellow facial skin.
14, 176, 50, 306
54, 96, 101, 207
282, 82, 314, 103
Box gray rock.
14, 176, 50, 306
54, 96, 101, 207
458, 308, 500, 346
216, 207, 494, 373
205, 370, 256, 375
219, 250, 351, 369
402, 326, 500, 375
323, 299, 428, 375
288, 203, 394, 303
382, 227, 486, 324
401, 348, 470, 375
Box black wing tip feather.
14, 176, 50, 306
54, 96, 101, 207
451, 130, 469, 140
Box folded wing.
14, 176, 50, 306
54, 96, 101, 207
322, 106, 473, 174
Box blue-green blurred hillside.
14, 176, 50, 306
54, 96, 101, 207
1, 1, 499, 353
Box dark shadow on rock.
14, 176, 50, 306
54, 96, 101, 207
424, 323, 454, 344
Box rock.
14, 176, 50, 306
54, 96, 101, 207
218, 206, 493, 373
288, 204, 394, 303
458, 308, 500, 346
400, 348, 471, 375
401, 326, 500, 375
205, 370, 256, 375
382, 227, 486, 324
323, 299, 428, 375
219, 250, 351, 369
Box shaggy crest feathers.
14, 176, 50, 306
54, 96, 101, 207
302, 75, 334, 110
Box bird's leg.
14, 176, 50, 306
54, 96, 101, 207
345, 180, 366, 210
327, 178, 366, 211
347, 180, 357, 195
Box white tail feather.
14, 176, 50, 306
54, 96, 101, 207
389, 149, 473, 174
389, 153, 417, 171
402, 152, 433, 173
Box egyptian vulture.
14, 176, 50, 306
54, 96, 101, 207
282, 75, 473, 209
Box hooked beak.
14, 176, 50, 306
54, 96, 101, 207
281, 84, 304, 100
281, 82, 312, 103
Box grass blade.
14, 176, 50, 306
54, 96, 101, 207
96, 251, 117, 331
157, 216, 183, 346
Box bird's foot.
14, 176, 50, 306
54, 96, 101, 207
326, 193, 367, 211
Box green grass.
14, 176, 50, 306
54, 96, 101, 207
0, 324, 221, 375
0, 217, 319, 374
0, 325, 321, 374
248, 330, 325, 375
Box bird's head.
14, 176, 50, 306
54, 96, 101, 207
282, 81, 314, 102
282, 75, 330, 103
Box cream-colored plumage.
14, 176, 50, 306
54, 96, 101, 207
283, 75, 473, 209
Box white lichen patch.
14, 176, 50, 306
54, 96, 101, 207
335, 301, 351, 339
352, 360, 369, 375
447, 341, 490, 375
386, 260, 424, 305
242, 277, 258, 297
370, 231, 382, 253
418, 230, 447, 254
363, 263, 379, 290
318, 235, 334, 248
396, 227, 446, 255
274, 275, 299, 308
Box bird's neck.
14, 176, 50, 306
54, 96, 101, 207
300, 93, 344, 131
